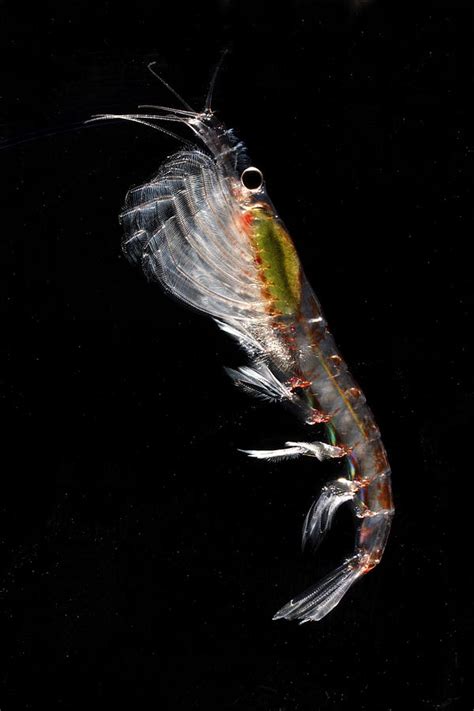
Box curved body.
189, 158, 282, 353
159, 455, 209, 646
95, 88, 394, 623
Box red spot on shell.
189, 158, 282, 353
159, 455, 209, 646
241, 210, 254, 229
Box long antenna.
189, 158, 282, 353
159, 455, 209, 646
86, 114, 192, 148
147, 62, 196, 113
205, 49, 229, 114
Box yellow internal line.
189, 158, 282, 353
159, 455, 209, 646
311, 340, 367, 440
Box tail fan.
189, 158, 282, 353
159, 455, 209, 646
273, 555, 363, 624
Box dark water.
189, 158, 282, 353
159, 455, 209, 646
1, 1, 472, 708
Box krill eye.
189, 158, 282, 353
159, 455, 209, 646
241, 167, 263, 190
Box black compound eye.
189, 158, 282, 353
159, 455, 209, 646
241, 167, 263, 190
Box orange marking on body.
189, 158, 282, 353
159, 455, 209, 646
376, 478, 393, 510
288, 376, 312, 391
336, 444, 353, 457
362, 559, 378, 574
307, 409, 332, 424
375, 449, 389, 475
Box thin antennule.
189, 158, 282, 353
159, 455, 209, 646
147, 62, 196, 113
205, 49, 229, 114
137, 104, 198, 117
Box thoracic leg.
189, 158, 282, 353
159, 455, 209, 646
302, 477, 358, 550
240, 440, 348, 462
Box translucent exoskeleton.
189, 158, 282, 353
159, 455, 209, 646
90, 64, 394, 623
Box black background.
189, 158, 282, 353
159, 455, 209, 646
1, 1, 472, 709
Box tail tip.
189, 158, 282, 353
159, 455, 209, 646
271, 554, 363, 624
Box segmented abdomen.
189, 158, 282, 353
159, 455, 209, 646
295, 277, 393, 516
